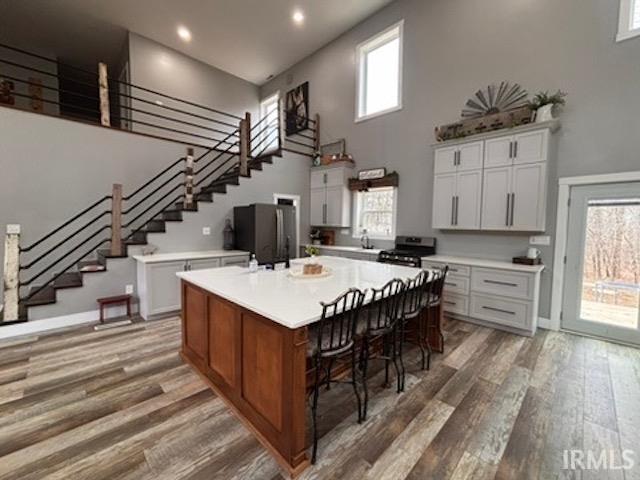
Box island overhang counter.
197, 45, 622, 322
177, 256, 441, 477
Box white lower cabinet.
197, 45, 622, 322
135, 251, 249, 320
423, 256, 543, 336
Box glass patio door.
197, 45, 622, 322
562, 182, 640, 345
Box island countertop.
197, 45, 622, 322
176, 255, 423, 329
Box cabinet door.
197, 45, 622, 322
310, 171, 326, 189
148, 260, 185, 315
325, 168, 345, 187
432, 174, 456, 229
511, 162, 546, 231
434, 146, 458, 175
455, 170, 483, 229
484, 136, 513, 168
310, 188, 326, 226
481, 167, 511, 230
513, 130, 548, 165
457, 141, 484, 171
189, 258, 221, 270
325, 186, 349, 227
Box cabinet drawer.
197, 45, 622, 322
469, 293, 531, 329
442, 292, 469, 316
443, 274, 469, 296
221, 256, 249, 267
423, 262, 471, 277
471, 268, 534, 300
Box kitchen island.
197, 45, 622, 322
177, 256, 441, 476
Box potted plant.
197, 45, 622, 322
305, 245, 320, 258
529, 90, 567, 123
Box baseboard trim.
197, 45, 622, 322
538, 316, 555, 330
0, 305, 132, 340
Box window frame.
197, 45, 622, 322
617, 0, 640, 42
355, 20, 404, 123
352, 186, 398, 241
258, 91, 280, 153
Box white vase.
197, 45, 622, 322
535, 104, 554, 123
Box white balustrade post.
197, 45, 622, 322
2, 224, 21, 321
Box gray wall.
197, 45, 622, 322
260, 0, 640, 318
127, 33, 260, 147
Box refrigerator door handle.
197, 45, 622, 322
276, 209, 283, 259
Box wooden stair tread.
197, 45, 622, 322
53, 272, 83, 289
23, 285, 56, 307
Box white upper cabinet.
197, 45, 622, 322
457, 141, 484, 171
484, 137, 513, 168
434, 142, 483, 174
511, 163, 547, 231
310, 164, 353, 228
433, 124, 556, 232
513, 130, 548, 165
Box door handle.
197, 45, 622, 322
510, 193, 515, 226
505, 193, 510, 226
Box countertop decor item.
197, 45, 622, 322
529, 90, 567, 123
513, 256, 543, 266
223, 218, 234, 250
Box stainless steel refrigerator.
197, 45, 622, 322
233, 203, 297, 265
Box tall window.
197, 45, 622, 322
353, 187, 397, 239
258, 92, 279, 154
617, 0, 640, 41
355, 20, 403, 122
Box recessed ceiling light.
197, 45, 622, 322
177, 26, 192, 42
292, 10, 305, 24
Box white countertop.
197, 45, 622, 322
177, 256, 426, 329
133, 250, 249, 264
305, 244, 382, 255
422, 255, 545, 274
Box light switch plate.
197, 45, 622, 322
202, 227, 211, 236
125, 284, 134, 295
529, 235, 551, 246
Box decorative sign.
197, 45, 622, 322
358, 168, 386, 181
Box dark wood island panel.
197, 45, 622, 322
180, 280, 310, 477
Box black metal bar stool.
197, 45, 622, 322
308, 287, 366, 464
423, 266, 449, 352
397, 270, 431, 392
358, 278, 407, 420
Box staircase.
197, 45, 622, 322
0, 46, 321, 323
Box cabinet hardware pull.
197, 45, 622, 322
445, 282, 457, 287
505, 193, 510, 226
444, 300, 456, 306
482, 305, 516, 315
509, 141, 513, 159
323, 173, 327, 184
455, 196, 459, 226
510, 193, 515, 226
514, 141, 518, 158
451, 196, 455, 225
483, 279, 518, 287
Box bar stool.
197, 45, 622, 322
308, 287, 366, 464
359, 278, 407, 420
423, 266, 449, 352
397, 270, 431, 392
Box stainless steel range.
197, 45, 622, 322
377, 236, 436, 267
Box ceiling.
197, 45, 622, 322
0, 0, 394, 85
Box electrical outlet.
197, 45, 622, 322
125, 284, 134, 295
202, 227, 211, 236
529, 235, 551, 246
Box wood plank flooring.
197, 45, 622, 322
0, 317, 639, 479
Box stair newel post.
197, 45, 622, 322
239, 117, 249, 177
110, 184, 123, 257
314, 113, 320, 154
2, 224, 21, 322
98, 62, 111, 127
184, 147, 195, 209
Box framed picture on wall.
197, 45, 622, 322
285, 81, 309, 136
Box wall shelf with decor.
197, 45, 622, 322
431, 119, 560, 148
348, 172, 399, 191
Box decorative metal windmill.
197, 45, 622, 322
461, 82, 528, 118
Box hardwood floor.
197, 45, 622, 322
0, 316, 638, 479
